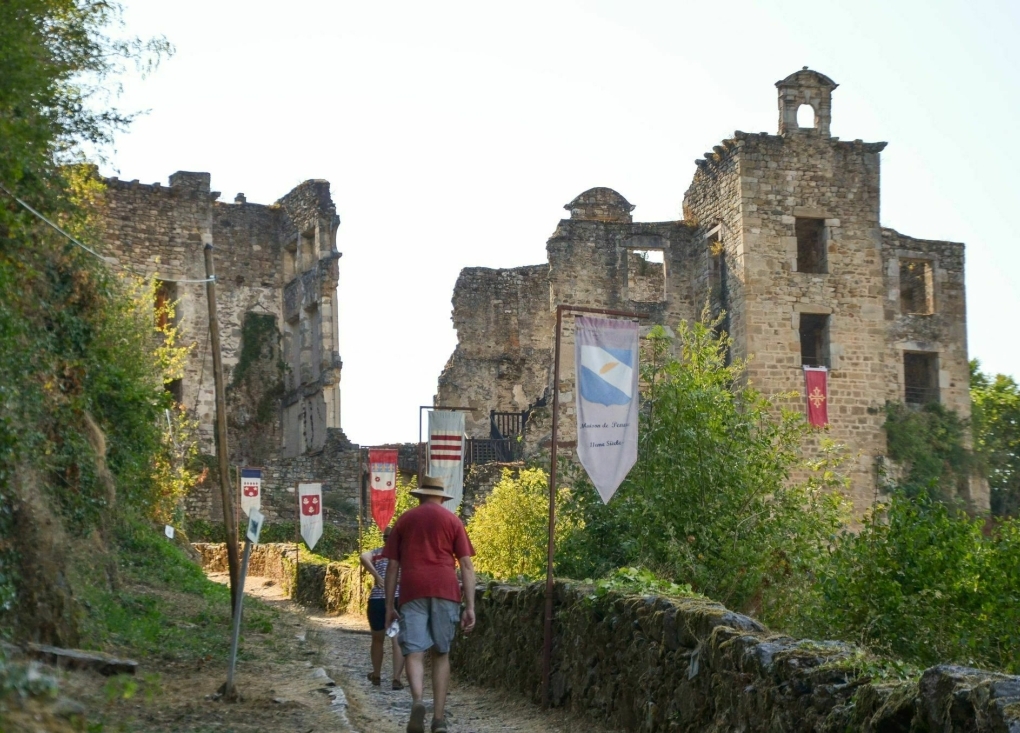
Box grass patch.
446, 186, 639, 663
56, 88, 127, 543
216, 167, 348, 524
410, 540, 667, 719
77, 518, 279, 664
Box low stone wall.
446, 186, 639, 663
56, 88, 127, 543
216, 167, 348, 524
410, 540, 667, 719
451, 582, 1020, 732
194, 544, 1020, 731
193, 542, 371, 614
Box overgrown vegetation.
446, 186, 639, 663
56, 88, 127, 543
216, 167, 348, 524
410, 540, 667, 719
1, 0, 184, 645
790, 493, 1020, 673
557, 316, 850, 617
971, 359, 1020, 516
883, 400, 971, 502
467, 467, 575, 581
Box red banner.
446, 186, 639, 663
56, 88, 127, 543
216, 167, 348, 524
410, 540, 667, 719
804, 367, 829, 427
368, 449, 398, 531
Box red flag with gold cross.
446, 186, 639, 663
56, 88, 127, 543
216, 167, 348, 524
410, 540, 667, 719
803, 366, 829, 427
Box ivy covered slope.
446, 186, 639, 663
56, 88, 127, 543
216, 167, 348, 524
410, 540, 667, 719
0, 0, 193, 644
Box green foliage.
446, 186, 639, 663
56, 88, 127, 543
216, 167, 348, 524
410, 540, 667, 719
790, 493, 1020, 673
582, 566, 696, 603
557, 313, 851, 616
80, 517, 278, 663
0, 0, 171, 225
971, 360, 1020, 516
466, 467, 576, 581
884, 400, 971, 502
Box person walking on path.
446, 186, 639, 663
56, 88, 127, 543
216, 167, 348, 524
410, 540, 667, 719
384, 475, 476, 733
359, 526, 405, 689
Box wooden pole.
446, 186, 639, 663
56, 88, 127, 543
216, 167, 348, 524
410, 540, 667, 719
204, 243, 240, 613
541, 305, 648, 708
358, 447, 364, 606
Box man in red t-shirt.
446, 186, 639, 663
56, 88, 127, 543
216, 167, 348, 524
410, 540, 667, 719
384, 475, 475, 733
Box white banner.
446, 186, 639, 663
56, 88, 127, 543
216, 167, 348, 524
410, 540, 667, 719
427, 410, 465, 513
240, 468, 262, 517
298, 482, 323, 551
574, 316, 639, 503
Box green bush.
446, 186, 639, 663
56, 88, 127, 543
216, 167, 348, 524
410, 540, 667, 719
971, 360, 1020, 516
557, 314, 851, 617
884, 401, 971, 503
466, 467, 576, 581
790, 493, 1020, 673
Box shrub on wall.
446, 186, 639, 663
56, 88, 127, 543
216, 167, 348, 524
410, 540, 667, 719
466, 467, 576, 581
557, 314, 851, 617
790, 492, 1020, 673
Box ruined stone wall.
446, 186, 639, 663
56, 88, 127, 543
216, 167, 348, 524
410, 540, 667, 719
437, 265, 552, 437
438, 69, 985, 515
99, 171, 355, 522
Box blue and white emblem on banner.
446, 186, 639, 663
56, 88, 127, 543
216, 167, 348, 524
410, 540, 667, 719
579, 345, 635, 406
575, 316, 640, 504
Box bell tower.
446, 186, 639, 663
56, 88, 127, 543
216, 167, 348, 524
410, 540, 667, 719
776, 67, 838, 137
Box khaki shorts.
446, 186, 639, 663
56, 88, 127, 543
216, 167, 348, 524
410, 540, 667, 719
398, 597, 461, 655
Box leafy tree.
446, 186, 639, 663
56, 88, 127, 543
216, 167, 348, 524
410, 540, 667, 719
1, 0, 170, 222
791, 493, 1020, 673
466, 467, 576, 581
883, 400, 971, 503
971, 360, 1020, 516
557, 313, 850, 617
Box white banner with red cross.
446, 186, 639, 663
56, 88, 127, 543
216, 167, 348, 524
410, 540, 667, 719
298, 482, 322, 551
239, 468, 262, 517
427, 410, 465, 514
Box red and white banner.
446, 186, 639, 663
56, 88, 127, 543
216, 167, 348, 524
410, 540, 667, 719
803, 366, 829, 427
240, 468, 262, 517
298, 482, 323, 550
427, 410, 465, 513
369, 449, 398, 531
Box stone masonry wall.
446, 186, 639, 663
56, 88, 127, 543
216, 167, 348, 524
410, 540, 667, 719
192, 544, 1020, 732
438, 69, 986, 515
99, 171, 358, 522
453, 581, 1020, 732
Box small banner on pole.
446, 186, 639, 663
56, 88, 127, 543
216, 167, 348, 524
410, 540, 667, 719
575, 316, 639, 503
427, 410, 465, 513
803, 366, 829, 427
240, 468, 262, 517
298, 482, 323, 550
369, 449, 398, 531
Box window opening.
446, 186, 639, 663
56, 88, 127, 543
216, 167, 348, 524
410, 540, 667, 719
900, 259, 934, 315
799, 314, 830, 368
904, 352, 939, 405
626, 248, 666, 302
795, 218, 827, 274
796, 104, 815, 129
165, 378, 183, 405
154, 279, 177, 330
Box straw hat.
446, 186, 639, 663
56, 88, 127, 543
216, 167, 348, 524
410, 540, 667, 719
411, 475, 455, 501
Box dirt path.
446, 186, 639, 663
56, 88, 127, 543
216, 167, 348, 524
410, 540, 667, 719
232, 574, 618, 733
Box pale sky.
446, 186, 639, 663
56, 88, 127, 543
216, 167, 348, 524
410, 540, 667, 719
106, 0, 1020, 445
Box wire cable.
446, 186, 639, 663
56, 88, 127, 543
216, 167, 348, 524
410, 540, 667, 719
0, 182, 216, 284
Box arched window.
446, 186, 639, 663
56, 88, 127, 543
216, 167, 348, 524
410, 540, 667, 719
796, 103, 815, 129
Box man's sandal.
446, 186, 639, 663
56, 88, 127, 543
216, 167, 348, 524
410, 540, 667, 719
366, 672, 381, 686
392, 679, 404, 690
431, 718, 449, 733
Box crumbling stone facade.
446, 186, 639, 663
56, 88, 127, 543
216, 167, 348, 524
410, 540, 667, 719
438, 69, 986, 514
99, 171, 360, 522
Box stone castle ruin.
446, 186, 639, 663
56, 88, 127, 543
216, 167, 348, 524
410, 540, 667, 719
96, 68, 986, 523
437, 68, 986, 514
98, 172, 361, 522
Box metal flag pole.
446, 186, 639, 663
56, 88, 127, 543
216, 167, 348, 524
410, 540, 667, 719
541, 304, 648, 708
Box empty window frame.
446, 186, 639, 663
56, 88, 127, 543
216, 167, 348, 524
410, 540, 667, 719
900, 259, 935, 315
154, 279, 177, 330
626, 248, 666, 302
799, 313, 830, 368
795, 218, 827, 274
904, 352, 940, 405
